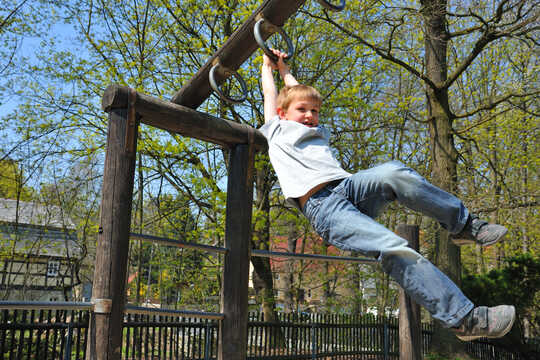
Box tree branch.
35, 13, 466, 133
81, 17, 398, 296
476, 200, 539, 214
455, 108, 513, 135
0, 0, 29, 31
443, 1, 539, 89
454, 91, 539, 120
305, 10, 437, 89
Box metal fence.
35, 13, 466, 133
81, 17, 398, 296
123, 313, 218, 360
0, 308, 89, 360
246, 312, 429, 359
0, 304, 534, 359
465, 340, 530, 360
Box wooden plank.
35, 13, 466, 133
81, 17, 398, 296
102, 85, 267, 151
397, 224, 422, 360
219, 143, 254, 360
171, 0, 307, 109
86, 108, 138, 360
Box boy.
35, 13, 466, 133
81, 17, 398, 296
258, 49, 515, 341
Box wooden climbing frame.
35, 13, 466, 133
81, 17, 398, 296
87, 2, 420, 360
89, 2, 308, 359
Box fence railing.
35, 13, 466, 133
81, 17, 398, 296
0, 305, 533, 360
0, 308, 89, 360
123, 313, 218, 360
246, 312, 409, 360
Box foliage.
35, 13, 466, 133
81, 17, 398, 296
462, 254, 540, 337
0, 160, 34, 200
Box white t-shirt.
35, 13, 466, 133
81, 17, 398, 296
259, 116, 351, 208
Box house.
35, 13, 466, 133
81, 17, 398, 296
0, 198, 82, 301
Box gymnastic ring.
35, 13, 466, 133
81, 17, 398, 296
208, 63, 248, 104
315, 0, 346, 11
253, 18, 294, 63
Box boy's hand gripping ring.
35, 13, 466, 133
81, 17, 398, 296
253, 18, 294, 63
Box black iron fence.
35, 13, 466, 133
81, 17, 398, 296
0, 307, 89, 360
123, 313, 218, 360
246, 312, 429, 359
0, 304, 534, 359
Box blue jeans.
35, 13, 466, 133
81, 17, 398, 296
302, 161, 474, 327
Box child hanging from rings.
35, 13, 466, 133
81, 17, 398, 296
258, 49, 515, 341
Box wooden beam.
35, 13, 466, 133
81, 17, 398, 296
171, 0, 307, 109
87, 108, 137, 360
397, 224, 422, 360
219, 143, 254, 360
102, 85, 267, 152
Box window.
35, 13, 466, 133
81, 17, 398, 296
47, 260, 60, 277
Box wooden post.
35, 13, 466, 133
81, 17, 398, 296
219, 143, 254, 360
87, 108, 138, 360
397, 224, 422, 360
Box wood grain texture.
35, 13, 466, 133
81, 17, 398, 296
102, 85, 267, 151
219, 144, 254, 360
87, 109, 137, 360
397, 224, 422, 360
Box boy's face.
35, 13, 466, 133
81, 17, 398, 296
278, 98, 320, 127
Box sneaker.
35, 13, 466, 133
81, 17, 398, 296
453, 305, 516, 341
452, 214, 507, 246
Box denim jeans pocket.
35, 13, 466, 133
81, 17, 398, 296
304, 195, 329, 238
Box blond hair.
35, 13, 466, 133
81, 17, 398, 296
277, 84, 322, 111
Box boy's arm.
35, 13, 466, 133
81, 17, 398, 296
261, 50, 299, 123
261, 55, 278, 123
277, 56, 299, 87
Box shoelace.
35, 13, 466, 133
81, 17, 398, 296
469, 215, 488, 237
463, 306, 488, 330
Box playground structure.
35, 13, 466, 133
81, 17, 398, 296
0, 1, 423, 359
88, 1, 424, 359
92, 3, 343, 358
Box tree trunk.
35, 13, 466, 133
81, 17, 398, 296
251, 154, 285, 346
350, 256, 364, 316
284, 223, 298, 312
421, 0, 469, 355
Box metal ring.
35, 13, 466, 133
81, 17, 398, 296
253, 18, 294, 63
208, 63, 248, 104
315, 0, 346, 11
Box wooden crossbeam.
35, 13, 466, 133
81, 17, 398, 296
171, 0, 307, 109
102, 84, 268, 151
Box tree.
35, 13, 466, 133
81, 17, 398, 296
2, 0, 261, 307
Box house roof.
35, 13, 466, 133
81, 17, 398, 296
0, 198, 81, 258
0, 198, 76, 229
